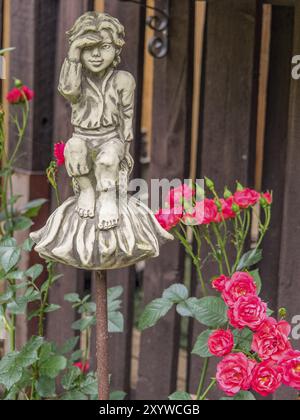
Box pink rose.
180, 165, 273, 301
212, 275, 230, 293
215, 197, 236, 223
252, 318, 292, 361
208, 330, 234, 357
216, 353, 256, 396
278, 350, 300, 390
228, 295, 267, 331
155, 207, 183, 231
233, 188, 260, 209
222, 272, 257, 308
251, 361, 282, 396
54, 142, 66, 166
182, 199, 218, 226
165, 184, 195, 208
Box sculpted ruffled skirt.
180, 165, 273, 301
30, 196, 173, 270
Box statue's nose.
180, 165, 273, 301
92, 47, 102, 57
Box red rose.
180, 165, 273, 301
73, 361, 90, 373
54, 142, 66, 166
165, 184, 195, 209
212, 275, 230, 293
251, 361, 282, 396
22, 85, 35, 101
208, 330, 234, 357
6, 85, 34, 104
155, 207, 183, 231
252, 318, 292, 361
216, 353, 256, 396
6, 88, 23, 104
261, 192, 273, 206
215, 197, 236, 223
222, 272, 257, 308
228, 295, 267, 331
278, 350, 300, 390
233, 188, 260, 209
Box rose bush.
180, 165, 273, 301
139, 178, 298, 400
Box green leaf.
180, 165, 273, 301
222, 391, 256, 401
176, 301, 194, 317
0, 352, 23, 389
61, 366, 81, 390
192, 330, 214, 358
35, 376, 56, 398
168, 391, 192, 400
237, 249, 263, 271
22, 238, 35, 252
110, 391, 127, 401
108, 311, 124, 333
44, 304, 61, 313
40, 355, 67, 379
162, 284, 189, 303
60, 390, 88, 400
80, 375, 98, 395
7, 300, 27, 314
0, 337, 43, 389
72, 316, 96, 331
0, 238, 21, 273
184, 297, 228, 327
21, 198, 48, 218
6, 270, 25, 280
0, 289, 13, 304
78, 302, 96, 314
19, 336, 44, 363
108, 286, 123, 302
60, 337, 79, 355
25, 264, 43, 281
70, 350, 83, 363
233, 328, 253, 353
138, 298, 174, 330
250, 269, 262, 295
64, 293, 81, 303
11, 216, 33, 232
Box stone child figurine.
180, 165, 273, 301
30, 12, 172, 270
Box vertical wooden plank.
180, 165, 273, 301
91, 0, 146, 396
259, 6, 294, 320
189, 1, 206, 182
188, 0, 263, 397
276, 2, 300, 401
46, 0, 94, 347
136, 0, 194, 400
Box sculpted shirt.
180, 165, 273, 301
58, 58, 136, 142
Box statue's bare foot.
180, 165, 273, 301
98, 194, 119, 231
76, 188, 95, 218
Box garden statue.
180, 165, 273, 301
29, 11, 173, 400
30, 12, 173, 271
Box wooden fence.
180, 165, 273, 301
1, 0, 300, 400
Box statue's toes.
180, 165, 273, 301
88, 209, 95, 218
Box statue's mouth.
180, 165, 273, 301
89, 60, 104, 65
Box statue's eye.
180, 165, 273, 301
102, 44, 111, 50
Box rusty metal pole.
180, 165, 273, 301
96, 270, 110, 400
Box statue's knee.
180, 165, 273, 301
97, 151, 117, 169
65, 137, 90, 177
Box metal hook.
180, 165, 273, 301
118, 0, 170, 59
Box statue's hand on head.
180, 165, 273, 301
68, 32, 101, 62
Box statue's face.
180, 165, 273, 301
81, 30, 116, 74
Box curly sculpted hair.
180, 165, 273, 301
67, 12, 125, 68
